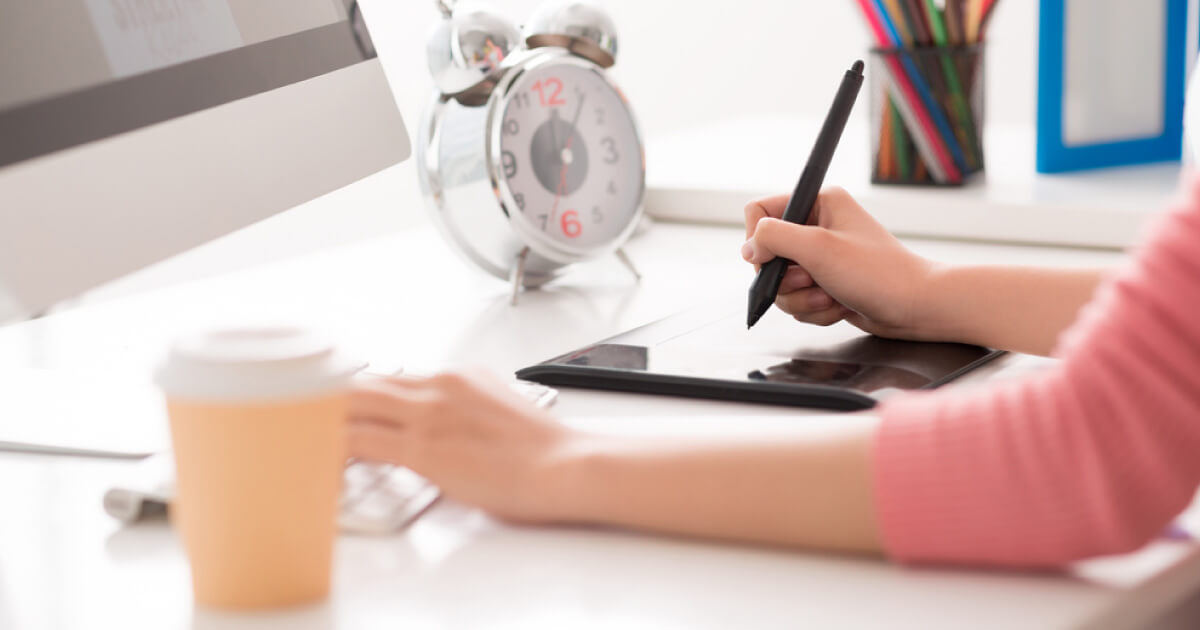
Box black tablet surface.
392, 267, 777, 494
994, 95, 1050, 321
516, 306, 1005, 410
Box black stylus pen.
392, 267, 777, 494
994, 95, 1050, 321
746, 60, 865, 329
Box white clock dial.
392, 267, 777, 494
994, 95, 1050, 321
496, 61, 642, 250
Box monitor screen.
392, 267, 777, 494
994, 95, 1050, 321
0, 1, 376, 169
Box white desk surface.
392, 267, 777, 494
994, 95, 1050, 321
1, 216, 1199, 630
646, 117, 1183, 249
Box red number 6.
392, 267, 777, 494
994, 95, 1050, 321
561, 210, 582, 238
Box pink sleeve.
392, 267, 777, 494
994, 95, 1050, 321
872, 176, 1200, 568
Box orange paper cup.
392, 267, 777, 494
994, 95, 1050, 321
156, 326, 360, 610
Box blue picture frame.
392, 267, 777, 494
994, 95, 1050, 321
1037, 0, 1189, 173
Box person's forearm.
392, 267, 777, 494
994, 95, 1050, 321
547, 415, 884, 554
917, 265, 1108, 356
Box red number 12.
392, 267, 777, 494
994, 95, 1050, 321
532, 78, 566, 106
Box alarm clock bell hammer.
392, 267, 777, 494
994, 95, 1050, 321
746, 60, 865, 328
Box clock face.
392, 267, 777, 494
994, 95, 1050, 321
496, 61, 643, 251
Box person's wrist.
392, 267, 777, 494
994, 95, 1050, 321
903, 258, 953, 341
914, 261, 980, 344
531, 430, 605, 523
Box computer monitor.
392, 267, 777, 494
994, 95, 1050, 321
0, 1, 410, 322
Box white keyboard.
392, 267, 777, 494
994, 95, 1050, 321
104, 379, 559, 535
338, 461, 442, 534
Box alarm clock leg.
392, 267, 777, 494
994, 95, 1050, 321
615, 248, 642, 282
509, 247, 531, 306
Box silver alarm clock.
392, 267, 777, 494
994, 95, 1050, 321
417, 0, 645, 303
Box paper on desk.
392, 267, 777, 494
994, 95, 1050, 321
0, 359, 411, 459
0, 368, 168, 457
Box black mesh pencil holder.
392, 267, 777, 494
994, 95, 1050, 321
868, 45, 984, 186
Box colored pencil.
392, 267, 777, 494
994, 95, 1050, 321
903, 0, 933, 45
876, 93, 887, 178
872, 85, 887, 178
934, 0, 987, 169
870, 0, 969, 174
880, 58, 954, 181
882, 0, 914, 46
859, 0, 1000, 183
888, 0, 947, 101
979, 0, 1000, 38
859, 0, 958, 182
944, 0, 964, 45
965, 0, 983, 43
980, 0, 999, 23
923, 0, 981, 169
880, 98, 895, 179
890, 99, 912, 179
923, 0, 948, 43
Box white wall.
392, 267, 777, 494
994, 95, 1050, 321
361, 0, 1039, 137
89, 0, 1040, 302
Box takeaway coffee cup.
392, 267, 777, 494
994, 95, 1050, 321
155, 326, 360, 609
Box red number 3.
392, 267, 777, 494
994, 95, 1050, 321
533, 78, 566, 106
561, 210, 582, 238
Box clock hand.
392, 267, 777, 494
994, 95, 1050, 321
565, 93, 586, 152
551, 94, 587, 218
548, 108, 560, 158
551, 157, 570, 218
552, 160, 568, 219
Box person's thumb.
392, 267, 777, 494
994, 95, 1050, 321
741, 218, 835, 274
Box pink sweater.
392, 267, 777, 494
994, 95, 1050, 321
874, 174, 1200, 568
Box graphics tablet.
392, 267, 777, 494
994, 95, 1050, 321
516, 306, 1005, 410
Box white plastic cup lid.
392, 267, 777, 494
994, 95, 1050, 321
154, 325, 364, 403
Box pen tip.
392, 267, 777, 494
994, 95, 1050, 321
746, 309, 763, 329
851, 60, 864, 75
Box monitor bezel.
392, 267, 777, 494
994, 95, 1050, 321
0, 4, 408, 323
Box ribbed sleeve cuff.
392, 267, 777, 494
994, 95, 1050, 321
873, 392, 949, 564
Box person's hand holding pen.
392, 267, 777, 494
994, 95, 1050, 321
742, 187, 1109, 356
741, 187, 937, 340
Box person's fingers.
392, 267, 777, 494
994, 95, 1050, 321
350, 384, 403, 424
793, 305, 849, 327
743, 195, 790, 240
354, 372, 427, 392
777, 287, 835, 313
373, 369, 493, 395
806, 186, 864, 229
428, 370, 513, 406
347, 420, 410, 466
435, 367, 502, 391
778, 266, 814, 293
743, 218, 837, 274
743, 201, 766, 241
745, 187, 857, 236
375, 373, 428, 387
349, 381, 437, 428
